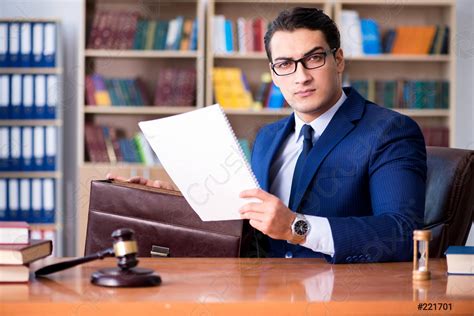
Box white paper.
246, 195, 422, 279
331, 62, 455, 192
139, 104, 260, 221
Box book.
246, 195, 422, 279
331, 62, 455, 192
0, 265, 29, 283
446, 275, 474, 297
139, 105, 260, 221
0, 221, 29, 244
0, 239, 52, 265
445, 246, 474, 275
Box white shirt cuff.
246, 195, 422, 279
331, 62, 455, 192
301, 216, 335, 257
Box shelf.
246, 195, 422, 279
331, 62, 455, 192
215, 0, 326, 3
392, 109, 449, 117
81, 163, 164, 169
85, 49, 200, 59
0, 68, 63, 75
214, 52, 267, 60
336, 0, 454, 6
84, 106, 197, 115
0, 172, 62, 179
224, 108, 292, 116
0, 120, 63, 126
30, 223, 57, 230
345, 55, 450, 62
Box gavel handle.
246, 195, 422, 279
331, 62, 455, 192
35, 248, 115, 277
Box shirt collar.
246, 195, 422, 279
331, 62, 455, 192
293, 90, 347, 143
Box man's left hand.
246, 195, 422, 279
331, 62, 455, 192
239, 188, 296, 241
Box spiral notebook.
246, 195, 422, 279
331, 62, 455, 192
138, 104, 260, 221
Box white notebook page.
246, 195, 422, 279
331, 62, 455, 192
139, 104, 260, 221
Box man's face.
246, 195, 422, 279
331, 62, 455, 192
269, 28, 345, 122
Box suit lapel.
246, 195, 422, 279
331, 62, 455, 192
260, 114, 295, 191
292, 88, 366, 211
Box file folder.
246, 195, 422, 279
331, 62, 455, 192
0, 127, 8, 171
21, 127, 33, 171
0, 22, 7, 67
10, 75, 22, 119
32, 22, 43, 67
0, 179, 7, 220
8, 23, 20, 67
45, 126, 56, 171
19, 178, 31, 222
31, 178, 42, 222
22, 75, 34, 119
0, 75, 9, 119
20, 22, 32, 67
33, 126, 45, 170
45, 75, 57, 119
10, 127, 22, 171
43, 23, 56, 67
34, 75, 46, 118
43, 178, 55, 223
8, 178, 20, 221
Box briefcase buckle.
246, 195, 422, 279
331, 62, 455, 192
151, 245, 170, 257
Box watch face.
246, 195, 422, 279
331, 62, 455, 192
294, 219, 309, 236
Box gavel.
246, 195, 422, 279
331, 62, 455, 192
35, 228, 161, 287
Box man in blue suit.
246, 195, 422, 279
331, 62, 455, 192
238, 7, 427, 263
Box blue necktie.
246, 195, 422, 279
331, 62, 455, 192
288, 124, 314, 211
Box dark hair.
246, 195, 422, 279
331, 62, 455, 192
264, 7, 340, 62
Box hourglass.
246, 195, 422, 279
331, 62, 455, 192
413, 230, 432, 281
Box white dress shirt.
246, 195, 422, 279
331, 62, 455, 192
268, 91, 347, 256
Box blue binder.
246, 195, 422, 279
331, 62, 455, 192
9, 127, 22, 171
22, 75, 34, 119
30, 178, 43, 222
42, 178, 56, 223
0, 22, 8, 67
21, 127, 34, 171
7, 178, 20, 221
19, 178, 31, 222
33, 126, 46, 170
0, 75, 9, 119
34, 75, 47, 119
0, 127, 8, 171
45, 75, 57, 119
0, 179, 7, 220
10, 74, 22, 119
32, 22, 44, 67
20, 22, 32, 67
43, 23, 56, 67
7, 23, 20, 67
44, 126, 56, 171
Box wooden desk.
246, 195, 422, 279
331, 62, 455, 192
1, 258, 473, 315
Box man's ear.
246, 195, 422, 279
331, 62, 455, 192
269, 62, 280, 88
335, 48, 345, 74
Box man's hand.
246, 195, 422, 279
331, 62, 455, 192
239, 188, 296, 241
106, 173, 178, 191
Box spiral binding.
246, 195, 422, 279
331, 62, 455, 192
216, 105, 260, 189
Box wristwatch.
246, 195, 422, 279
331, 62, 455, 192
289, 213, 311, 244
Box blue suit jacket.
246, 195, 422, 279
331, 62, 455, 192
250, 87, 427, 263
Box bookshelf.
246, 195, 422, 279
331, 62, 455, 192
334, 0, 456, 145
0, 18, 63, 256
76, 0, 456, 254
76, 0, 205, 254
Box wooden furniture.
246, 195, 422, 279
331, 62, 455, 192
0, 18, 63, 255
2, 258, 473, 315
76, 0, 457, 255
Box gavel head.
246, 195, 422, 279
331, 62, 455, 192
111, 228, 139, 270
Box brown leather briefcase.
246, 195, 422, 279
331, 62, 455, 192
85, 179, 243, 257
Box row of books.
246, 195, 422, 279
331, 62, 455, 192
87, 11, 198, 51
86, 69, 196, 107
422, 126, 449, 147
349, 79, 449, 109
0, 21, 57, 67
0, 222, 53, 283
255, 73, 289, 109
85, 125, 160, 165
213, 67, 253, 109
85, 74, 150, 106
213, 16, 267, 54
340, 10, 449, 56
0, 178, 56, 223
0, 74, 58, 119
0, 126, 57, 172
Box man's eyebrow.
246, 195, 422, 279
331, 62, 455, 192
274, 46, 325, 62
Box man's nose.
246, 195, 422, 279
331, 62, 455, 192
294, 62, 313, 85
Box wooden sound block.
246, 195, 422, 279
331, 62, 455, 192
91, 267, 161, 287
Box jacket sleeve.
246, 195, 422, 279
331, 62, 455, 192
325, 115, 427, 263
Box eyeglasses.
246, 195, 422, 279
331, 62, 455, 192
271, 48, 337, 76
